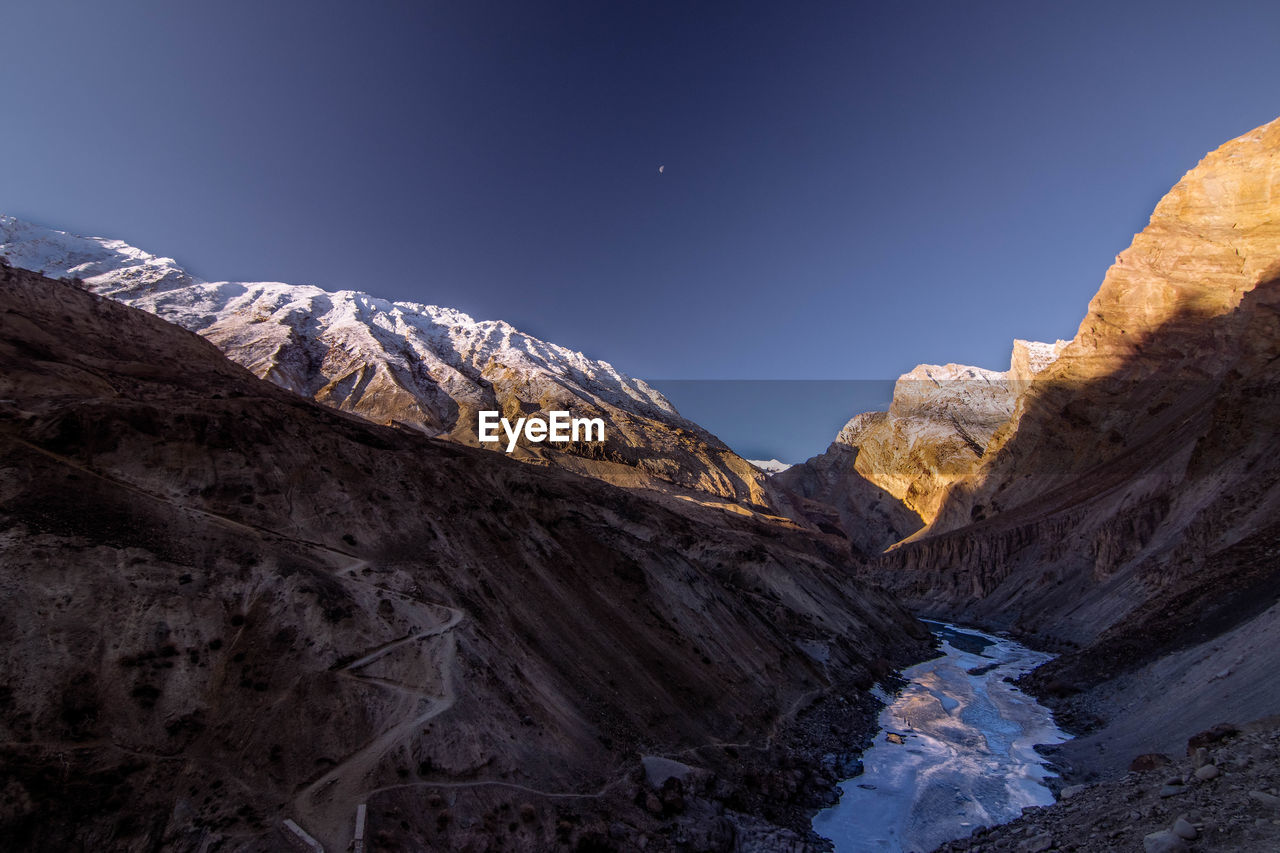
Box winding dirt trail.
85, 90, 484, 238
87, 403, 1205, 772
7, 439, 472, 851
10, 438, 829, 849
286, 561, 828, 849
290, 561, 466, 851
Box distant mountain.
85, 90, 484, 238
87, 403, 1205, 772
746, 458, 793, 474
777, 339, 1067, 538
0, 215, 770, 508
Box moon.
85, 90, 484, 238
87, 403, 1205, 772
658, 165, 664, 174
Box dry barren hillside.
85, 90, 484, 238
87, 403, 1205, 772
0, 266, 929, 852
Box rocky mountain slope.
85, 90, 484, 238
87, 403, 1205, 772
769, 445, 924, 555
936, 718, 1280, 853
0, 215, 770, 508
0, 265, 930, 852
862, 116, 1280, 780
772, 339, 1066, 550
839, 339, 1067, 524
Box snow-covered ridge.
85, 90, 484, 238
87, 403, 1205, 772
0, 215, 679, 423
0, 214, 194, 292
898, 362, 1007, 385
747, 459, 793, 475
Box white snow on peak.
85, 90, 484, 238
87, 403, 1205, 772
0, 215, 679, 420
747, 459, 793, 474
0, 214, 193, 292
899, 362, 1008, 385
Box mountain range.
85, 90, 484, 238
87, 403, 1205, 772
0, 261, 927, 851
4, 115, 1280, 852
0, 215, 771, 510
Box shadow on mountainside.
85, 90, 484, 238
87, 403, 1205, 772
863, 272, 1280, 776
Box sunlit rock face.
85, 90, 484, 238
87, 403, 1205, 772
923, 116, 1280, 543
774, 339, 1067, 549
827, 117, 1280, 785
791, 119, 1280, 556
835, 340, 1067, 525
0, 215, 770, 509
870, 116, 1280, 683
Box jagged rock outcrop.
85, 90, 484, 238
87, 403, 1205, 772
863, 116, 1280, 775
841, 340, 1067, 523
0, 216, 770, 508
774, 339, 1066, 549
0, 267, 930, 851
919, 115, 1280, 542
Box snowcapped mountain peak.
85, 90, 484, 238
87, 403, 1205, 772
0, 214, 675, 416
1, 214, 767, 505
747, 459, 793, 474
0, 214, 192, 293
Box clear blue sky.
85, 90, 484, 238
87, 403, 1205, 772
4, 1, 1279, 385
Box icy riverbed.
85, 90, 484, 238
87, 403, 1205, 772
813, 623, 1069, 853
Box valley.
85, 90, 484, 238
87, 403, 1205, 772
2, 114, 1280, 852
0, 264, 928, 851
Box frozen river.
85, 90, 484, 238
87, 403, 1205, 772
812, 622, 1069, 853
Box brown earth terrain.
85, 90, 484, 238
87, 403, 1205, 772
0, 266, 931, 852
740, 116, 1280, 850
855, 114, 1280, 745
7, 113, 1280, 853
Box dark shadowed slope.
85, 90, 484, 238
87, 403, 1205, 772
0, 266, 927, 852
864, 116, 1280, 778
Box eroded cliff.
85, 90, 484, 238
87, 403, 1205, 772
861, 117, 1280, 774
775, 339, 1066, 549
